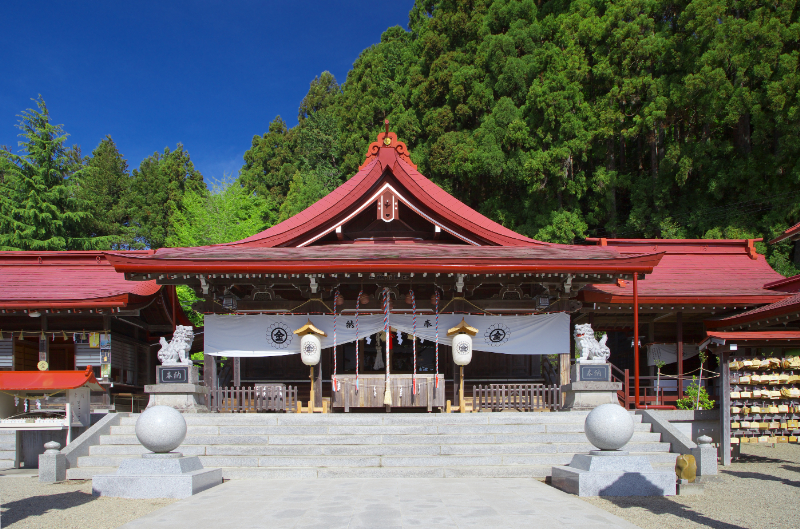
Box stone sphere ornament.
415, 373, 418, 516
300, 334, 322, 366
452, 333, 473, 366
135, 405, 187, 454
584, 403, 634, 451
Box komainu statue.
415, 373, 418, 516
157, 325, 195, 365
574, 324, 610, 363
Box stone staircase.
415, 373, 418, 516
66, 411, 677, 479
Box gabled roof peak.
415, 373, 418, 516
225, 128, 547, 248
360, 129, 417, 171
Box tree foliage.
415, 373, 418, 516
167, 177, 276, 248
128, 144, 207, 249
0, 97, 100, 250
239, 0, 800, 275
76, 135, 134, 247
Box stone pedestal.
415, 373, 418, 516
92, 452, 221, 499
38, 441, 66, 483
146, 366, 208, 412
562, 381, 621, 410
563, 362, 619, 410
552, 451, 676, 497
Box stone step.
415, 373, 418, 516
97, 431, 660, 446
116, 410, 642, 427
107, 422, 651, 436
90, 440, 670, 457
69, 457, 676, 480
77, 450, 677, 469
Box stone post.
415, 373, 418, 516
38, 441, 66, 483
691, 435, 718, 476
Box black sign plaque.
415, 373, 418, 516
579, 364, 610, 382
158, 366, 189, 384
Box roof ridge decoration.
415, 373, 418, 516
360, 120, 416, 171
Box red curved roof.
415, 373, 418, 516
225, 132, 547, 248
581, 239, 787, 304
0, 366, 103, 391
769, 222, 800, 244
105, 244, 663, 275
0, 251, 161, 308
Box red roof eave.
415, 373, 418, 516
580, 291, 789, 305
105, 253, 663, 275
0, 366, 103, 392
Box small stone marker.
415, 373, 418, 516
38, 441, 66, 483
92, 406, 221, 499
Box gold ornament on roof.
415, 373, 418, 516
293, 319, 327, 337
447, 318, 478, 337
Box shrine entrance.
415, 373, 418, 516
106, 126, 661, 413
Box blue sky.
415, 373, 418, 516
0, 1, 414, 185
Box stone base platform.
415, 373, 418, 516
551, 451, 676, 497
92, 453, 222, 499
561, 381, 621, 411
145, 383, 209, 413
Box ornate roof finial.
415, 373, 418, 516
359, 122, 417, 170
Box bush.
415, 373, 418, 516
676, 376, 715, 410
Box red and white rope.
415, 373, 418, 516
383, 288, 390, 382
355, 290, 362, 392
332, 289, 339, 391
410, 289, 417, 395
435, 291, 440, 388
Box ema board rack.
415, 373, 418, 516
729, 356, 800, 444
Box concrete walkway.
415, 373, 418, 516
119, 478, 642, 529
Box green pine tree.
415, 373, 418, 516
75, 135, 135, 248
0, 96, 103, 250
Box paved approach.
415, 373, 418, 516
119, 478, 642, 528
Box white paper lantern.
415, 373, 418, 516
300, 334, 321, 366
452, 333, 472, 366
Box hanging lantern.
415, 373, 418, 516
293, 319, 327, 366
300, 334, 321, 366
447, 318, 478, 366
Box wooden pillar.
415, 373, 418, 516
203, 352, 216, 388
233, 357, 241, 387
676, 311, 684, 399
459, 366, 465, 412
720, 349, 732, 466
633, 274, 640, 407
314, 361, 323, 408
171, 286, 178, 332
38, 315, 49, 368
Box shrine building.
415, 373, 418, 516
1, 127, 799, 474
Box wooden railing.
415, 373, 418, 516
541, 356, 559, 387
209, 384, 297, 413
472, 384, 561, 412
610, 363, 684, 410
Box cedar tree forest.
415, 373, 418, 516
2, 0, 799, 290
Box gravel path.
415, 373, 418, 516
580, 444, 800, 529
0, 478, 175, 529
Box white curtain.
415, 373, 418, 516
204, 312, 569, 358
646, 343, 699, 366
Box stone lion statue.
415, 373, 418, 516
157, 325, 195, 366
574, 323, 610, 363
